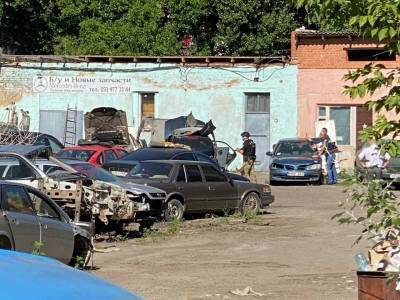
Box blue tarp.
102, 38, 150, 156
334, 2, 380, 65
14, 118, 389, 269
0, 249, 140, 300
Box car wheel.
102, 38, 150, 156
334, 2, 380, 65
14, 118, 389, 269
240, 192, 260, 215
0, 236, 11, 250
70, 236, 92, 268
165, 199, 184, 221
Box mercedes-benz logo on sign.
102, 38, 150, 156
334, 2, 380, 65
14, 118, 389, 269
33, 76, 48, 92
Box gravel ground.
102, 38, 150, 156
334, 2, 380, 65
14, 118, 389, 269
92, 185, 367, 300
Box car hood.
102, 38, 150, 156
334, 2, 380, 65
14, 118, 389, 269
114, 180, 166, 195
272, 156, 318, 165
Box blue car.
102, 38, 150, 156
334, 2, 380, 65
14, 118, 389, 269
0, 249, 141, 300
267, 138, 322, 185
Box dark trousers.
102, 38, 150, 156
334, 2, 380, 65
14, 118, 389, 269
366, 166, 383, 181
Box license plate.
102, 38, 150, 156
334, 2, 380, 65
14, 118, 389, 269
390, 174, 400, 179
288, 171, 305, 177
111, 171, 128, 177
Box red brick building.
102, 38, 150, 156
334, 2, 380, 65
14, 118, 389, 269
292, 29, 399, 167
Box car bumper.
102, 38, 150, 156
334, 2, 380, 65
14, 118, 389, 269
260, 193, 274, 208
270, 169, 321, 182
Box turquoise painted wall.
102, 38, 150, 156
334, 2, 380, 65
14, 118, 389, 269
0, 62, 297, 169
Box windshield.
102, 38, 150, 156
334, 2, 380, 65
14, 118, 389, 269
56, 149, 95, 161
176, 137, 214, 156
274, 141, 315, 157
71, 163, 119, 183
127, 162, 173, 179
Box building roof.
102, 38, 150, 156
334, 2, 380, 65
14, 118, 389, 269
294, 29, 360, 41
0, 54, 289, 66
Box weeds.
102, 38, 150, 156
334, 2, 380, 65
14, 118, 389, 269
115, 233, 129, 242
140, 218, 182, 242
74, 255, 85, 269
32, 241, 44, 256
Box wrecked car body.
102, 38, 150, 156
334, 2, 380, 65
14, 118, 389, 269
84, 107, 139, 149
138, 113, 237, 168
0, 147, 165, 229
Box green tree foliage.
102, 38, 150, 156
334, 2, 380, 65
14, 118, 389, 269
0, 0, 58, 54
1, 0, 300, 56
294, 0, 400, 156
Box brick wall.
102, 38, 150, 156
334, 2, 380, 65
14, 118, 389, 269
291, 31, 400, 69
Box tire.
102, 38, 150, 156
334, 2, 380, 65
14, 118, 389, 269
240, 192, 261, 215
165, 199, 184, 221
0, 236, 11, 250
70, 236, 92, 268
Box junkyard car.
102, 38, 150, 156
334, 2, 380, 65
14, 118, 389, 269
0, 149, 164, 228
104, 160, 274, 221
36, 158, 166, 220
138, 113, 237, 168
267, 138, 322, 185
0, 250, 140, 300
106, 147, 249, 181
56, 144, 127, 166
0, 181, 92, 265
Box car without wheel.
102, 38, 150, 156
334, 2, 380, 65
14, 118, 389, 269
267, 138, 322, 185
103, 160, 274, 221
0, 181, 92, 265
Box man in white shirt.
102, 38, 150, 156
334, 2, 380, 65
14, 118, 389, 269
358, 143, 390, 180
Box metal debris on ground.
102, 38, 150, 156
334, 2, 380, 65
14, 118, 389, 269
230, 286, 264, 297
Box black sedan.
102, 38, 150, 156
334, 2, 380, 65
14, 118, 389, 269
267, 138, 322, 185
112, 147, 249, 181
103, 160, 274, 220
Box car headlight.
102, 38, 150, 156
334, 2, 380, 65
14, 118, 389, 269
306, 163, 321, 170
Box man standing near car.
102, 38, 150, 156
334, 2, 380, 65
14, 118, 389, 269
358, 142, 390, 180
236, 132, 257, 182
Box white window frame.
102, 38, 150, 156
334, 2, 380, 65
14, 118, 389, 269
316, 105, 356, 146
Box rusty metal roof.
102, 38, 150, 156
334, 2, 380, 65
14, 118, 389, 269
0, 55, 289, 66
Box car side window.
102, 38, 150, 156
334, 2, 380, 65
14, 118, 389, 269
4, 186, 34, 215
176, 166, 186, 182
115, 149, 128, 158
97, 153, 104, 165
174, 153, 196, 161
0, 156, 37, 180
47, 137, 62, 153
202, 165, 227, 182
105, 150, 118, 162
185, 165, 203, 182
28, 191, 60, 220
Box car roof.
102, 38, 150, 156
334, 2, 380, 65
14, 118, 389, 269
0, 249, 139, 299
61, 145, 121, 151
135, 147, 191, 154
142, 159, 210, 165
277, 138, 311, 142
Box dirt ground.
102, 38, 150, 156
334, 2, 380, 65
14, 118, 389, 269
93, 185, 367, 300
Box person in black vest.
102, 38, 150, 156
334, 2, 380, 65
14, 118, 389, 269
236, 131, 257, 182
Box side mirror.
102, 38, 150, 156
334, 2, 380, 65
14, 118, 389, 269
266, 151, 273, 156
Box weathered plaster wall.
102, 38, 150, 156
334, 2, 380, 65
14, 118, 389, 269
0, 62, 297, 169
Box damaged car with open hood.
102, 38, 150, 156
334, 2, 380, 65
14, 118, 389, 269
0, 145, 166, 231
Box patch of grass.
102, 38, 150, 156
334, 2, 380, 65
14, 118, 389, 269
115, 233, 129, 242
74, 255, 85, 269
140, 218, 182, 242
32, 241, 44, 256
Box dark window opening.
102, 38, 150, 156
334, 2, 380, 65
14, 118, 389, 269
347, 49, 396, 61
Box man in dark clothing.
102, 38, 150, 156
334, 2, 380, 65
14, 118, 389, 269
236, 131, 257, 182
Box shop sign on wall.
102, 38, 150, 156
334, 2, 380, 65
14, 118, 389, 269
33, 76, 132, 93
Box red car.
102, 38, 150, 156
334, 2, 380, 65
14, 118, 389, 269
55, 145, 128, 166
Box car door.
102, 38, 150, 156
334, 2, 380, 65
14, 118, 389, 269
2, 185, 41, 253
176, 164, 209, 212
27, 189, 74, 264
200, 165, 237, 211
